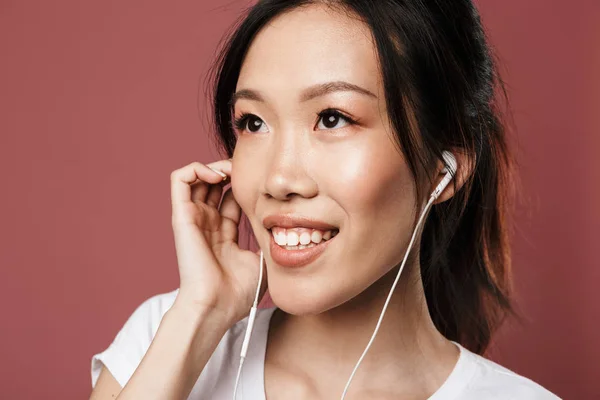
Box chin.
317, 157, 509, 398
266, 273, 352, 316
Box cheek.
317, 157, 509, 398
322, 138, 414, 221
320, 137, 416, 271
231, 145, 260, 215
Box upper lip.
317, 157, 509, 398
262, 214, 338, 231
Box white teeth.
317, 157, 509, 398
275, 232, 287, 246
286, 231, 299, 246
311, 230, 322, 243
283, 242, 316, 250
299, 232, 311, 245
271, 227, 338, 250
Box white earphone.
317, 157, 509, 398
233, 151, 457, 399
433, 150, 458, 200
232, 251, 265, 400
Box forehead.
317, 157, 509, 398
236, 4, 381, 96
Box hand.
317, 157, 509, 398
169, 159, 267, 327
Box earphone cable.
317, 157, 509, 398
233, 251, 265, 399
340, 195, 436, 399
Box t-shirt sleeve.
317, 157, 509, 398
90, 289, 179, 388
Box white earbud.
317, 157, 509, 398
431, 150, 457, 200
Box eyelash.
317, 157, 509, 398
232, 108, 358, 132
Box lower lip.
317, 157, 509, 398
269, 232, 336, 268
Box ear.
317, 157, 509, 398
431, 150, 474, 204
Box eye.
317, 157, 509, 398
233, 113, 269, 133
316, 109, 357, 130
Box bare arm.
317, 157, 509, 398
90, 301, 231, 400
90, 366, 121, 399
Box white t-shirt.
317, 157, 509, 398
91, 289, 561, 399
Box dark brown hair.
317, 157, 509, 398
206, 0, 518, 355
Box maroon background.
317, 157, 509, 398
0, 1, 597, 398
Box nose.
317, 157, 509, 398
263, 133, 318, 201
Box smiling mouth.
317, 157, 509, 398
269, 227, 339, 250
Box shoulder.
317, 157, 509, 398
91, 289, 179, 387
107, 289, 181, 352
119, 289, 180, 334
459, 345, 561, 400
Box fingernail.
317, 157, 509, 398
208, 167, 227, 180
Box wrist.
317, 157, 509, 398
163, 300, 234, 377
169, 297, 235, 336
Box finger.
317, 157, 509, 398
190, 179, 210, 204
171, 162, 226, 206
206, 182, 224, 208
219, 186, 242, 225
206, 159, 232, 180
191, 159, 232, 204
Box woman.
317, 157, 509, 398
90, 1, 560, 399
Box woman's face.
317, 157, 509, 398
231, 4, 419, 315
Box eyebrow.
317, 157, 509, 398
228, 80, 377, 108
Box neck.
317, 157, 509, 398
266, 260, 459, 397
